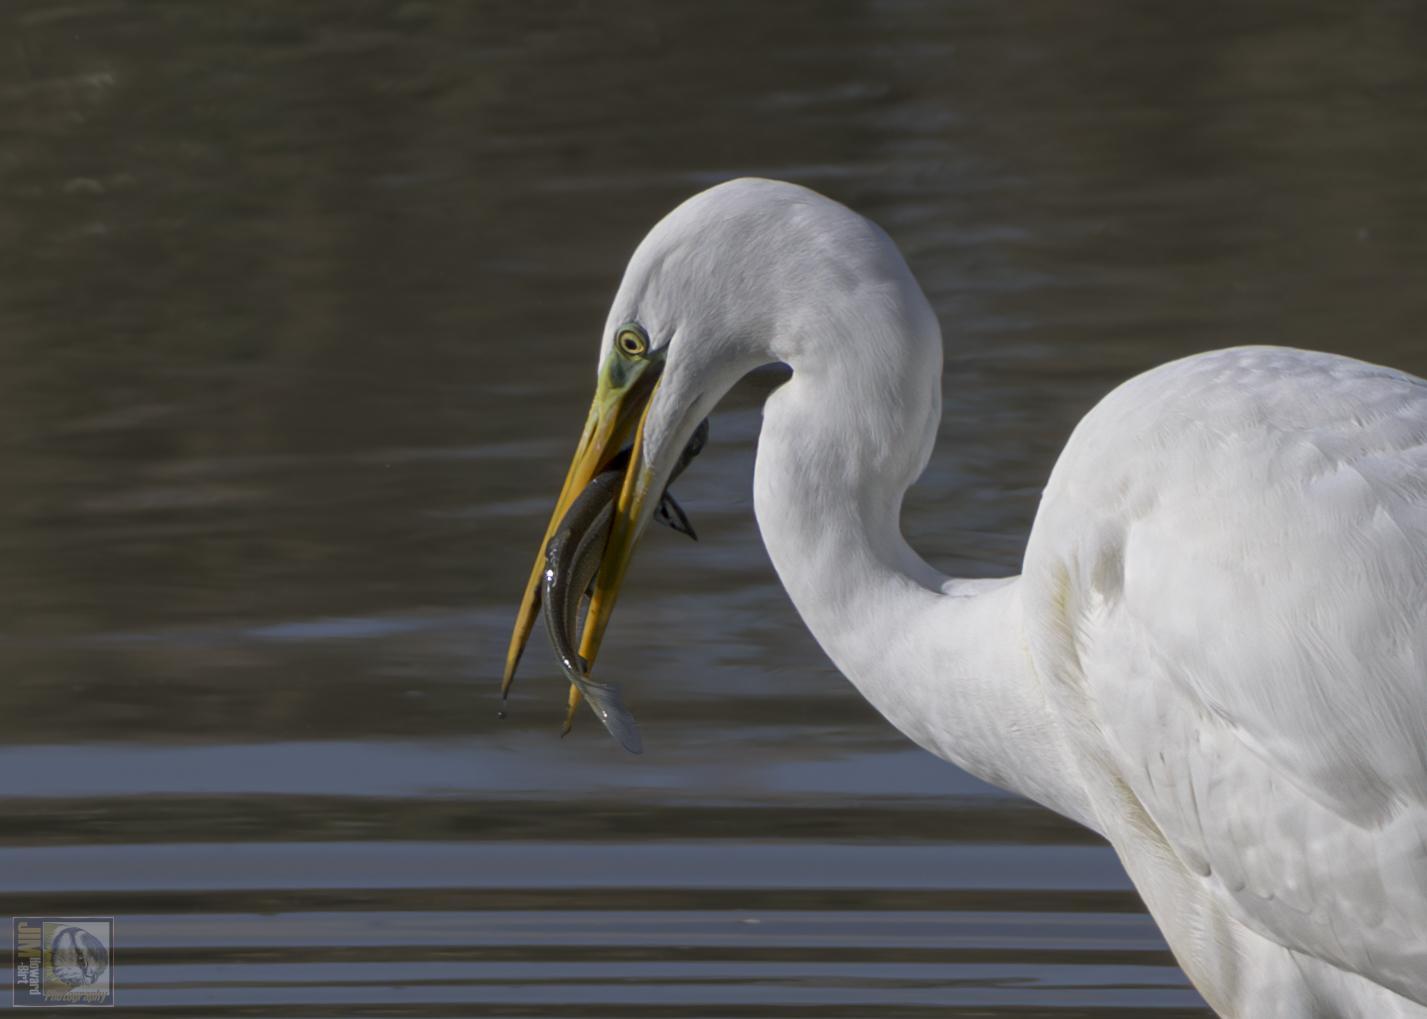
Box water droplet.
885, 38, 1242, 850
497, 710, 508, 720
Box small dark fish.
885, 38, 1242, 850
541, 420, 709, 752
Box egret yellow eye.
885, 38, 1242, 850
616, 324, 649, 358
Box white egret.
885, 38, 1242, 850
503, 178, 1427, 1017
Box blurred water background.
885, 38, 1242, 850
4, 1, 1427, 1015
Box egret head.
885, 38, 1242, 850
503, 177, 938, 716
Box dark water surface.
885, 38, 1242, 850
4, 2, 1427, 1015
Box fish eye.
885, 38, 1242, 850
615, 324, 649, 358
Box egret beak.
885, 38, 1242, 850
501, 348, 662, 700
575, 390, 663, 670
548, 393, 663, 734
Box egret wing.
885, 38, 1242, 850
1024, 347, 1427, 1005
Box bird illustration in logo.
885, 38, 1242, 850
49, 926, 109, 988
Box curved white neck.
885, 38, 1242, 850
752, 357, 1098, 832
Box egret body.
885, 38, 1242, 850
505, 178, 1427, 1017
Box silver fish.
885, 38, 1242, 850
541, 419, 709, 753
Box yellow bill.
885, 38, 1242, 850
501, 343, 662, 708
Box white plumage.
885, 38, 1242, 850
520, 177, 1427, 1017
1025, 348, 1427, 1015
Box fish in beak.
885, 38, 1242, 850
500, 340, 662, 700
539, 421, 708, 754
501, 326, 708, 748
